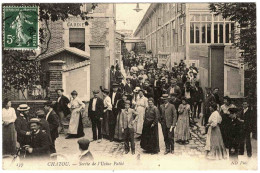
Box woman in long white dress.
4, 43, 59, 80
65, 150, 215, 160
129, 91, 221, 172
205, 103, 227, 160
66, 90, 85, 139
2, 98, 17, 155
133, 90, 148, 135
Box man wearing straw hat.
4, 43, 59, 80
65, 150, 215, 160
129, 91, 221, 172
15, 104, 31, 147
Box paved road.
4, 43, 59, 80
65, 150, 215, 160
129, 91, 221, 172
54, 120, 257, 170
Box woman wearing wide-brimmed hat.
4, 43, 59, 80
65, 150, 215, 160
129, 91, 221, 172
66, 90, 85, 139
2, 98, 17, 155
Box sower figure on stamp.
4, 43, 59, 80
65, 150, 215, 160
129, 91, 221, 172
121, 100, 139, 155
159, 94, 177, 155
53, 89, 71, 134
88, 90, 104, 143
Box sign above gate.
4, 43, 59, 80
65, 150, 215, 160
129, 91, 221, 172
67, 22, 85, 28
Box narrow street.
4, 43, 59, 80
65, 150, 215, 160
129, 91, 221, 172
54, 120, 257, 170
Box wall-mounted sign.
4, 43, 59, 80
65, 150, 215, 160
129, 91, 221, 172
67, 22, 85, 28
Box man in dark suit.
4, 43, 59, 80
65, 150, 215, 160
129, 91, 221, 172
130, 72, 139, 89
15, 104, 31, 147
78, 138, 94, 161
143, 80, 154, 99
125, 77, 133, 101
167, 78, 182, 100
159, 94, 177, 154
53, 89, 71, 134
88, 90, 104, 142
109, 83, 122, 141
25, 118, 50, 159
151, 74, 161, 106
203, 87, 216, 133
238, 100, 253, 157
35, 110, 52, 153
44, 101, 60, 154
193, 81, 204, 119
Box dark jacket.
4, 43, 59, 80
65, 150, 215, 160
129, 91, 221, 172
109, 92, 122, 108
143, 86, 154, 99
239, 108, 253, 133
15, 114, 30, 146
39, 118, 52, 144
53, 95, 71, 116
88, 97, 104, 120
130, 78, 139, 89
124, 83, 133, 95
29, 130, 50, 158
159, 103, 177, 128
167, 86, 182, 99
46, 110, 59, 139
193, 86, 204, 102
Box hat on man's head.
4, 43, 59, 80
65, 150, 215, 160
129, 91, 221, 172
36, 110, 45, 117
92, 90, 100, 94
17, 104, 30, 111
125, 100, 131, 105
228, 108, 239, 114
117, 76, 124, 79
78, 138, 90, 150
28, 118, 42, 125
112, 83, 119, 88
55, 88, 64, 92
161, 94, 169, 100
102, 88, 110, 95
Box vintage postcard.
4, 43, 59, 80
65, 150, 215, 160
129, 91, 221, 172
1, 2, 258, 170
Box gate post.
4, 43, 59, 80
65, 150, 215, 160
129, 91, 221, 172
48, 60, 65, 100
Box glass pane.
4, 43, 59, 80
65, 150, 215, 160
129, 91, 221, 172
201, 15, 206, 21
225, 23, 230, 43
219, 23, 223, 43
207, 23, 211, 43
202, 24, 206, 43
207, 14, 212, 21
231, 23, 235, 43
195, 23, 200, 43
190, 23, 194, 43
214, 24, 218, 43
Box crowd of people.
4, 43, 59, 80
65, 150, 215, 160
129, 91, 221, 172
2, 51, 254, 162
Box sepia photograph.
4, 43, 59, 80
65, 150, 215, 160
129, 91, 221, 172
1, 1, 258, 170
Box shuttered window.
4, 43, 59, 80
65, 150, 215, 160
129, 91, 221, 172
69, 28, 85, 51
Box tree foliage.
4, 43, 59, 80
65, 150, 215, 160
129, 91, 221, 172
209, 3, 256, 103
2, 3, 97, 98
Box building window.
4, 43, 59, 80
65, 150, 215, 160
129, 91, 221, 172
190, 13, 234, 44
69, 28, 85, 51
171, 21, 175, 46
166, 24, 170, 47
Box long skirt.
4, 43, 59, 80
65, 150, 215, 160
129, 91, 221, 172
140, 120, 160, 153
175, 113, 191, 141
68, 110, 84, 137
220, 114, 231, 149
3, 123, 17, 155
205, 125, 227, 160
134, 106, 145, 134
102, 110, 112, 137
114, 111, 124, 141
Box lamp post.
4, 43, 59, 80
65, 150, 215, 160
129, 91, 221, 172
133, 3, 143, 12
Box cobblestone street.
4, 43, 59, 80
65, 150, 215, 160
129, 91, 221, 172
55, 119, 257, 170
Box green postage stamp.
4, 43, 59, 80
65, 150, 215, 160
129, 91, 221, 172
3, 6, 38, 49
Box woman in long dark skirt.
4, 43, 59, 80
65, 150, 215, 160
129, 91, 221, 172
140, 98, 160, 154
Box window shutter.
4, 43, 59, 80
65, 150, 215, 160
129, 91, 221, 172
69, 28, 85, 43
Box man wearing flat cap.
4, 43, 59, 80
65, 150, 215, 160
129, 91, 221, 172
44, 101, 60, 153
159, 94, 177, 155
25, 118, 50, 159
36, 110, 52, 148
15, 104, 31, 147
78, 138, 94, 161
88, 90, 104, 142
